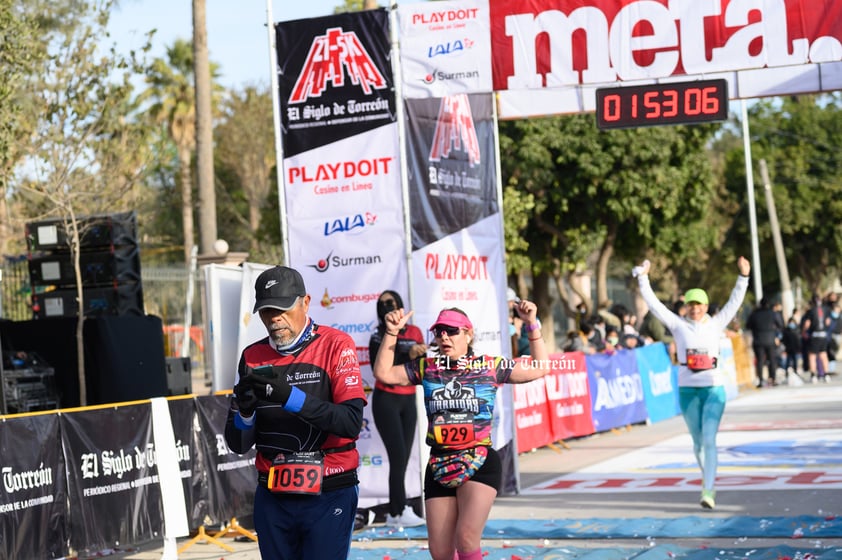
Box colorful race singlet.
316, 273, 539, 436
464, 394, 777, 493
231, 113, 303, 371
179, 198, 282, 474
405, 355, 513, 451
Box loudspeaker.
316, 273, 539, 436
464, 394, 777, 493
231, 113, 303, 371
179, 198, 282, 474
28, 246, 142, 288
165, 357, 192, 396
31, 282, 144, 319
0, 316, 168, 407
26, 211, 138, 253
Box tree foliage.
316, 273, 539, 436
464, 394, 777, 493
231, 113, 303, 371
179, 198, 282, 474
717, 95, 842, 297
8, 0, 154, 405
498, 114, 723, 324
213, 86, 279, 262
0, 0, 44, 253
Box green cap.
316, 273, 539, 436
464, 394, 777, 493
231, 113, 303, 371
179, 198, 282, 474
684, 288, 709, 305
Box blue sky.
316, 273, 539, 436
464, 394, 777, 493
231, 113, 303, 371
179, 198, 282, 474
108, 0, 384, 89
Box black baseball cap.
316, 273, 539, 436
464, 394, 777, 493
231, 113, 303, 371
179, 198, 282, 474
253, 266, 306, 313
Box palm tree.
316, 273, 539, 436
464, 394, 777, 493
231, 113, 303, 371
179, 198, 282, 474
144, 40, 199, 265
193, 0, 217, 255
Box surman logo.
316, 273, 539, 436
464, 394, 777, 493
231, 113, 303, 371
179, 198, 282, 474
289, 27, 387, 103
429, 95, 480, 166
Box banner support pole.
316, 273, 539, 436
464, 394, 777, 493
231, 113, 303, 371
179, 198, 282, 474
265, 0, 290, 264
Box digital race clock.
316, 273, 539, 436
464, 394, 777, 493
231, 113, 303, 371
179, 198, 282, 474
595, 79, 729, 130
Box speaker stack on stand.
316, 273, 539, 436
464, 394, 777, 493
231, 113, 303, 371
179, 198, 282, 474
26, 211, 144, 318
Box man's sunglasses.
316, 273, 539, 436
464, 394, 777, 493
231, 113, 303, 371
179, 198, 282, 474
432, 325, 462, 338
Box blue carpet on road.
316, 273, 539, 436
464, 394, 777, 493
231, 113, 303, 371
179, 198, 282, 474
348, 544, 842, 559
349, 516, 842, 560
355, 515, 841, 541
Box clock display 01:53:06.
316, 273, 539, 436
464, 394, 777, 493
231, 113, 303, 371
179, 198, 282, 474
595, 79, 729, 129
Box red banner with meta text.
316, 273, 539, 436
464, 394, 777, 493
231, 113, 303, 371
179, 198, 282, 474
490, 0, 842, 91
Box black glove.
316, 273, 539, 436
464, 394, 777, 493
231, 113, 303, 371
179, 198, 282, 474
245, 371, 292, 405
233, 382, 259, 417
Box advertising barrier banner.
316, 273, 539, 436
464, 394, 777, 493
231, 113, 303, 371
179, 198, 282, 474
193, 395, 256, 523
635, 342, 680, 423
0, 413, 66, 560
60, 404, 162, 555
586, 350, 648, 433
545, 352, 595, 442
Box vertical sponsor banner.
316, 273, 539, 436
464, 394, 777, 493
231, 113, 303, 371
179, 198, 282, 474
356, 404, 422, 508
398, 0, 493, 98
586, 350, 648, 432
405, 92, 515, 488
61, 404, 164, 553
276, 10, 406, 389
0, 414, 67, 559
194, 395, 256, 523
544, 351, 595, 441
635, 343, 680, 423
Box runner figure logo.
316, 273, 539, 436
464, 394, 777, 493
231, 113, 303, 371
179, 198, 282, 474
290, 27, 387, 103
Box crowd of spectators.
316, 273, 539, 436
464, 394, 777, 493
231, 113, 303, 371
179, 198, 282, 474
559, 291, 841, 383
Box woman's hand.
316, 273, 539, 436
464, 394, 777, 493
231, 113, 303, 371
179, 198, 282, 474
385, 308, 413, 333
513, 299, 538, 324
408, 344, 427, 360
737, 256, 750, 276
632, 259, 651, 278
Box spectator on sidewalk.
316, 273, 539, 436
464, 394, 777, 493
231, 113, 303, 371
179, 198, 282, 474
802, 294, 832, 383
369, 290, 427, 528
782, 309, 803, 381
745, 297, 784, 387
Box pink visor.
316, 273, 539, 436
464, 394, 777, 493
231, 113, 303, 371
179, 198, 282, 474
429, 309, 473, 331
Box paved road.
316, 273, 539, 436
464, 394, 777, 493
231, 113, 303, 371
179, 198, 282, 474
103, 380, 842, 559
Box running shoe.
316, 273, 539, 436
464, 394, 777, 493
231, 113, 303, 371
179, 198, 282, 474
700, 489, 716, 509
385, 505, 425, 528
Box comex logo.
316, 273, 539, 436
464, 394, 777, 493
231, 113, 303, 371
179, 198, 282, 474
289, 27, 387, 103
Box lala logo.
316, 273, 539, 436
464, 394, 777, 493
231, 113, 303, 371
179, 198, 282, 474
427, 38, 474, 59
290, 27, 387, 104
323, 212, 377, 236
429, 95, 480, 167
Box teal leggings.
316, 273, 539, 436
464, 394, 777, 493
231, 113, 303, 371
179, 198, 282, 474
678, 386, 726, 491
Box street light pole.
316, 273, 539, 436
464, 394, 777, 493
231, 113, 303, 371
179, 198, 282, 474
741, 100, 763, 303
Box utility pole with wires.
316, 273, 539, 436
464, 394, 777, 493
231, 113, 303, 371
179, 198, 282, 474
759, 159, 794, 317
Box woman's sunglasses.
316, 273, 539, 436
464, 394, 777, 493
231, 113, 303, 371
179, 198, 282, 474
432, 325, 462, 338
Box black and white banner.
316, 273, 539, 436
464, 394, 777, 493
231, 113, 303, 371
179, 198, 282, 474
0, 413, 66, 559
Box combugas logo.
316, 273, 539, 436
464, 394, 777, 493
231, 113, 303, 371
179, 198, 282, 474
429, 94, 480, 166
289, 27, 387, 103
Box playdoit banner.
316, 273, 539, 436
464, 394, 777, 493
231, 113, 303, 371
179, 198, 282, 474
275, 9, 407, 389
